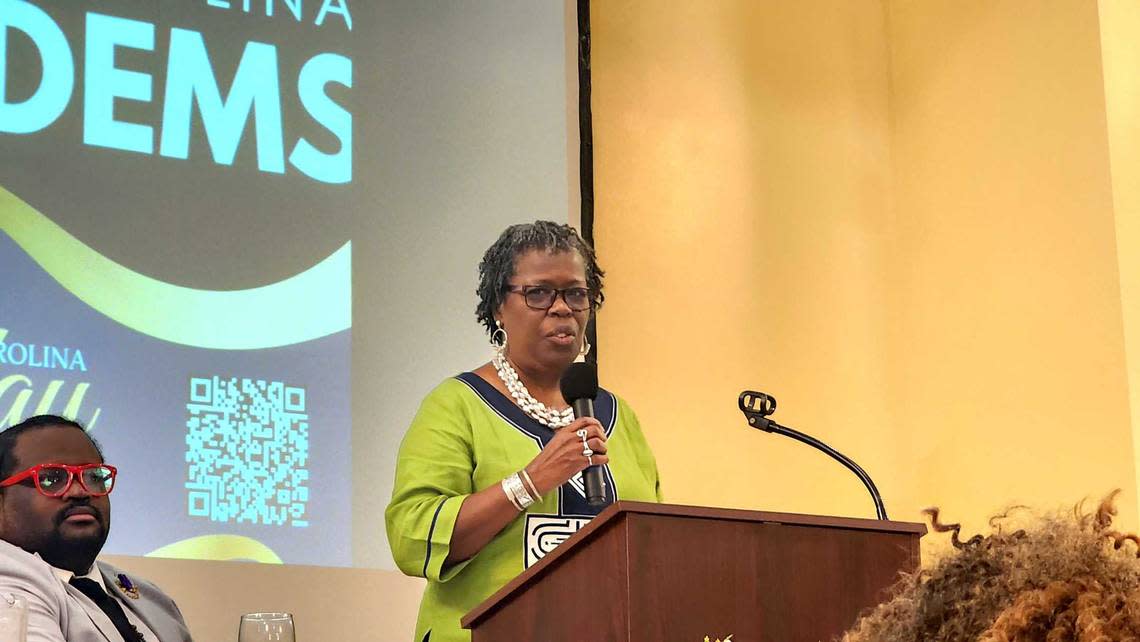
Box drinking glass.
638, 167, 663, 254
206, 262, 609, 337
0, 594, 26, 642
238, 612, 295, 642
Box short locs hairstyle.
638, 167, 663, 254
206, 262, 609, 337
475, 220, 605, 336
0, 415, 103, 481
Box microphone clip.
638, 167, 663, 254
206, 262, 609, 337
738, 390, 777, 432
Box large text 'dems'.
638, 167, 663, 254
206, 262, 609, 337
0, 1, 353, 184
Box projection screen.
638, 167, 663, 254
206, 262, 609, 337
0, 0, 579, 570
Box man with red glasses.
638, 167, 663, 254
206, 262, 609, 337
0, 415, 193, 642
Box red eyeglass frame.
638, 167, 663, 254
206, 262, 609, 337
0, 463, 118, 497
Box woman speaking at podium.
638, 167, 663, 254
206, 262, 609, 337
385, 221, 663, 642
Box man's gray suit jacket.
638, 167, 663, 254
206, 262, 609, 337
0, 539, 193, 642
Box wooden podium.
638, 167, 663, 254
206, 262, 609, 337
462, 502, 925, 642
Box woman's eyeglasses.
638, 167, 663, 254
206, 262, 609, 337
0, 463, 117, 497
506, 285, 595, 311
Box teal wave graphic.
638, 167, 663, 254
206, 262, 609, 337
0, 186, 351, 349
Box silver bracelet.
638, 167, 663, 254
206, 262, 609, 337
509, 473, 536, 508
500, 477, 524, 510
502, 473, 535, 510
519, 469, 542, 502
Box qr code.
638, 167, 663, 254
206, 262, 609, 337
185, 376, 310, 527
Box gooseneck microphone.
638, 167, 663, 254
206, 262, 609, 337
738, 390, 889, 520
560, 362, 608, 507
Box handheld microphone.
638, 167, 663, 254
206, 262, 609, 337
560, 362, 608, 507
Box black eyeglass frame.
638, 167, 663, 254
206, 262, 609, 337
505, 285, 597, 312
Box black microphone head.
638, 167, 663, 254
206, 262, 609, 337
560, 362, 599, 403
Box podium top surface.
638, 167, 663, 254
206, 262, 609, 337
462, 501, 926, 628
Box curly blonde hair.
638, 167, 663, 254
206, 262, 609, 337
841, 491, 1140, 642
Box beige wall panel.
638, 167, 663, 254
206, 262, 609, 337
592, 1, 898, 519
1100, 0, 1140, 518
593, 0, 1138, 559
104, 555, 424, 642
887, 0, 1135, 532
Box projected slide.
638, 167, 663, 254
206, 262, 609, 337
0, 189, 353, 566
1, 0, 354, 566
3, 0, 576, 569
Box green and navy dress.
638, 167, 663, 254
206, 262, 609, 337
385, 372, 663, 642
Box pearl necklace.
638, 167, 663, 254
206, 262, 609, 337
492, 351, 575, 428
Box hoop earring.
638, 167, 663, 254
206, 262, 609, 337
491, 320, 507, 356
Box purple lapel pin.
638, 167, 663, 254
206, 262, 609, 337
115, 574, 140, 599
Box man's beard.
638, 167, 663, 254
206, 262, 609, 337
38, 507, 108, 574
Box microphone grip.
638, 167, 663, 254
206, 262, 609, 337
570, 398, 607, 506
571, 398, 594, 420
583, 466, 607, 507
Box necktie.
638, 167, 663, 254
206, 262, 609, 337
69, 576, 145, 642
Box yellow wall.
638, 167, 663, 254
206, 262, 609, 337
887, 0, 1134, 535
1100, 0, 1140, 511
593, 0, 1139, 552
593, 1, 898, 519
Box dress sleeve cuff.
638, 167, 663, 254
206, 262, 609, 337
423, 495, 472, 582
